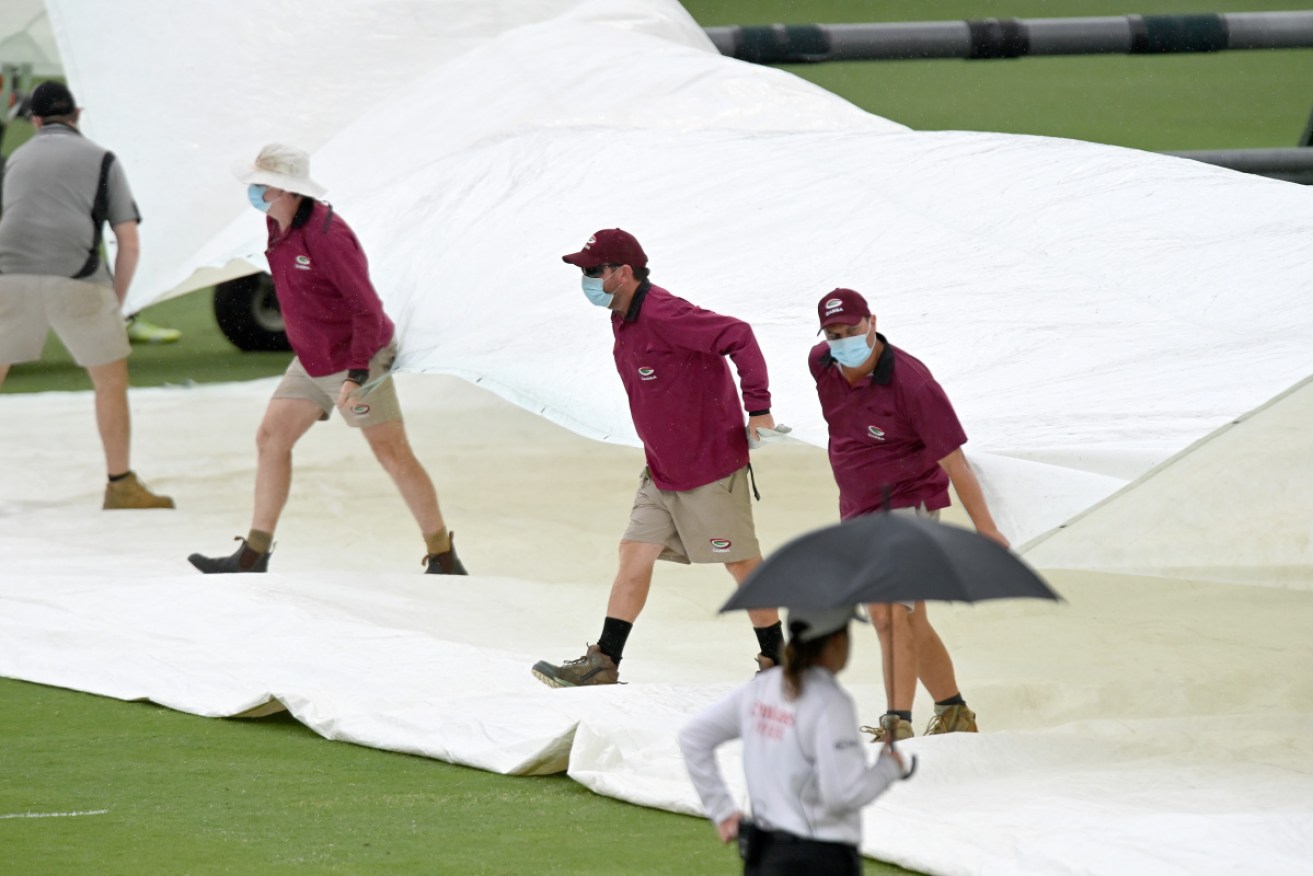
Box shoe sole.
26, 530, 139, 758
531, 666, 572, 689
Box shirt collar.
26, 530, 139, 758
821, 332, 894, 385
621, 278, 652, 323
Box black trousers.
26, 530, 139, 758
743, 829, 861, 876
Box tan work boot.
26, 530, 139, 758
754, 653, 778, 674
103, 472, 175, 509
924, 703, 978, 735
861, 713, 914, 744
531, 644, 620, 688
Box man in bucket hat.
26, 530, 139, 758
531, 229, 782, 687
0, 81, 173, 509
188, 143, 466, 575
812, 287, 1006, 742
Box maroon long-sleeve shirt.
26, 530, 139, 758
612, 283, 771, 491
265, 200, 394, 377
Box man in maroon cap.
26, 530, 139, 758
811, 288, 1007, 741
531, 229, 782, 687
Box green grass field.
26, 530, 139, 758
4, 2, 1310, 872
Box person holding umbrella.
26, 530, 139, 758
811, 288, 1007, 742
679, 606, 908, 874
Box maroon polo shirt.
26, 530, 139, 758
809, 335, 967, 519
265, 199, 395, 377
613, 282, 772, 491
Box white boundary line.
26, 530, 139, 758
0, 809, 108, 820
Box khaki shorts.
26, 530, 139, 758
0, 274, 130, 367
623, 465, 760, 565
272, 341, 402, 429
890, 504, 940, 612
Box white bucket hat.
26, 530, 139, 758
232, 143, 326, 198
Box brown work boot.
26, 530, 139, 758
861, 713, 915, 744
188, 538, 271, 574
423, 532, 468, 575
531, 644, 620, 688
103, 472, 174, 509
754, 653, 778, 674
924, 703, 979, 735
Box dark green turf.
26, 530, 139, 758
0, 678, 913, 875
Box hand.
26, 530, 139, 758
879, 743, 907, 773
716, 812, 741, 844
978, 526, 1010, 549
337, 380, 360, 414
746, 413, 776, 443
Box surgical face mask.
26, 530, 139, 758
581, 274, 614, 308
247, 183, 272, 213
828, 332, 874, 368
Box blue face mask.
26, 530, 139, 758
581, 275, 614, 308
247, 183, 272, 213
828, 332, 874, 368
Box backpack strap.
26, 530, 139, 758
71, 150, 116, 280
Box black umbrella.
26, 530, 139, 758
722, 512, 1060, 775
722, 512, 1060, 612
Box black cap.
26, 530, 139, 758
30, 81, 76, 118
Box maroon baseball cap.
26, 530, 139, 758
562, 229, 648, 270
817, 289, 871, 330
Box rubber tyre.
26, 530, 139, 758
213, 273, 291, 352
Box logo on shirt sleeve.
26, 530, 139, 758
868, 425, 886, 441
295, 255, 312, 271
709, 538, 732, 553
637, 367, 657, 381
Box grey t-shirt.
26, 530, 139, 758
0, 123, 140, 283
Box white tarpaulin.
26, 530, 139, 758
0, 1, 59, 76
1, 378, 1310, 875
42, 0, 1313, 547
7, 1, 1313, 873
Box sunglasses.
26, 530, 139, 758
581, 264, 618, 278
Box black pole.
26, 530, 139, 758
705, 12, 1313, 64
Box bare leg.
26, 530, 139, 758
361, 418, 445, 535
909, 602, 961, 701
86, 358, 131, 475
725, 554, 779, 628
605, 540, 667, 622
868, 603, 917, 712
250, 398, 322, 533
0, 364, 9, 386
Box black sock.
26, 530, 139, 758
753, 621, 784, 665
888, 710, 912, 723
108, 471, 131, 482
597, 617, 633, 664
935, 694, 966, 707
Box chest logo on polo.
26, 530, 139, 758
868, 425, 886, 441
295, 255, 312, 271
709, 538, 732, 553
638, 367, 657, 381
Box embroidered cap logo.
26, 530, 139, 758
868, 425, 886, 441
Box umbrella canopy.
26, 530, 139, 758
722, 513, 1061, 612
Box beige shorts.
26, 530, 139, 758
623, 465, 760, 565
889, 504, 940, 612
272, 341, 402, 429
0, 274, 130, 367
